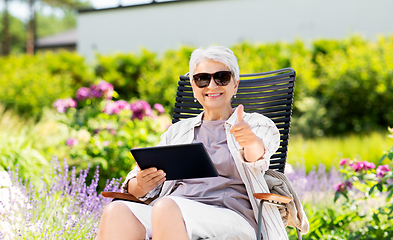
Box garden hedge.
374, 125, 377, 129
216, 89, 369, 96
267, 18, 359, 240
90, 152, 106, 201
0, 35, 392, 137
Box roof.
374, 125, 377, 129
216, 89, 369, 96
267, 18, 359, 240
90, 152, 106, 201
78, 0, 202, 13
35, 29, 77, 48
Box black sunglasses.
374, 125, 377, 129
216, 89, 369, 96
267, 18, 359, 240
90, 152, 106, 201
192, 71, 232, 88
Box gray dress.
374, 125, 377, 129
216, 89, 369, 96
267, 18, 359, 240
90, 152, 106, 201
170, 119, 257, 231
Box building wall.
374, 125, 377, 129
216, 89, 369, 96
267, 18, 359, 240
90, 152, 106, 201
77, 0, 393, 59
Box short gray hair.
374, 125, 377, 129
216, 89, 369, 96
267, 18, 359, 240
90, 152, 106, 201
189, 46, 240, 83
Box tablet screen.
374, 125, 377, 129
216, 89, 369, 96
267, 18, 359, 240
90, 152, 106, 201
130, 143, 218, 180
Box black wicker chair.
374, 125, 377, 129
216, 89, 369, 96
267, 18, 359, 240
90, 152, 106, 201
102, 68, 301, 240
172, 67, 300, 240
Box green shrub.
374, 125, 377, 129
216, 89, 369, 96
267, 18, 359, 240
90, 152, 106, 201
0, 105, 51, 182
0, 51, 93, 118
94, 49, 160, 101
138, 46, 193, 112
1, 35, 392, 137
312, 35, 393, 135
52, 80, 171, 190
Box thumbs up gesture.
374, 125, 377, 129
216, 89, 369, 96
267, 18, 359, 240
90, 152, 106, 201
230, 104, 265, 162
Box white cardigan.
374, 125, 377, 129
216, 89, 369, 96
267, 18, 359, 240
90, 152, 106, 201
122, 108, 289, 240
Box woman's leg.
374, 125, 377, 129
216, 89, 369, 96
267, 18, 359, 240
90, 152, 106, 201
96, 201, 146, 240
151, 197, 190, 240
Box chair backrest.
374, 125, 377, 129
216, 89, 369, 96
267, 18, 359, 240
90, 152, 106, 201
172, 68, 296, 173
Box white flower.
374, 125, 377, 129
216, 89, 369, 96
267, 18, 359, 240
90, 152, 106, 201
77, 129, 91, 143
0, 171, 12, 188
284, 163, 294, 175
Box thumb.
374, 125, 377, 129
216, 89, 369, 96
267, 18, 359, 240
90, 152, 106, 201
237, 104, 244, 123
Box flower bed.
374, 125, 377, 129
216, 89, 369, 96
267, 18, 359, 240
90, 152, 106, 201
0, 157, 121, 239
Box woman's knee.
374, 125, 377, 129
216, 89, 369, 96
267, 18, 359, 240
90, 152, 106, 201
98, 201, 146, 240
101, 201, 132, 221
152, 197, 181, 218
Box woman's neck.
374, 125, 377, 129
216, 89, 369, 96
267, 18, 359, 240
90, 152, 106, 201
203, 106, 234, 121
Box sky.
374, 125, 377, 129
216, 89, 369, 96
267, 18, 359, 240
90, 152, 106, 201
0, 0, 168, 22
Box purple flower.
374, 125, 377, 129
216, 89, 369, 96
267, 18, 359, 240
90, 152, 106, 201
96, 80, 113, 92
376, 165, 390, 178
130, 100, 152, 120
96, 80, 114, 99
53, 99, 66, 113
66, 138, 79, 147
5, 157, 122, 238
339, 158, 349, 166
116, 100, 130, 110
52, 98, 77, 113
351, 161, 375, 172
154, 103, 165, 114
65, 98, 77, 108
102, 101, 117, 115
76, 87, 91, 101
333, 181, 353, 193
102, 100, 130, 115
89, 89, 102, 98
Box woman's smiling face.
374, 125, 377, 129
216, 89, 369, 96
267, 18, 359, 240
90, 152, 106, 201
191, 60, 239, 114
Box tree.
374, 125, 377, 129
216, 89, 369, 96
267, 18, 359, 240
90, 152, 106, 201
0, 11, 26, 54
1, 0, 10, 55
24, 0, 91, 54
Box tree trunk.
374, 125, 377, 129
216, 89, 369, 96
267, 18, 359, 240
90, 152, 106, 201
26, 0, 36, 55
1, 0, 11, 56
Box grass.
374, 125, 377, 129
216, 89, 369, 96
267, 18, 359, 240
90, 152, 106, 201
287, 131, 393, 172
0, 105, 70, 182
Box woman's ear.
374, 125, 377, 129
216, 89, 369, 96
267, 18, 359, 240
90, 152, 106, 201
234, 80, 240, 91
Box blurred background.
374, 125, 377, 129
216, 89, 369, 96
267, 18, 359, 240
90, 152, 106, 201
1, 0, 392, 177
1, 1, 393, 239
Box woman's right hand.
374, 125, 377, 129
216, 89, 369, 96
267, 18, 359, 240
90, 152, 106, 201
128, 167, 166, 198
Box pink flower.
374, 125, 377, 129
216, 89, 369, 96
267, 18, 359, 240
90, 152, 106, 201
154, 103, 165, 114
96, 80, 114, 99
89, 87, 102, 98
52, 98, 77, 113
65, 98, 77, 108
116, 100, 130, 111
53, 99, 66, 113
102, 102, 115, 115
66, 138, 79, 147
351, 161, 375, 172
333, 181, 353, 193
130, 100, 152, 120
102, 100, 130, 115
339, 158, 349, 166
376, 165, 390, 178
76, 87, 91, 101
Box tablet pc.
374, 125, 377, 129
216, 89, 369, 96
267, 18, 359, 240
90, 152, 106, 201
130, 143, 218, 180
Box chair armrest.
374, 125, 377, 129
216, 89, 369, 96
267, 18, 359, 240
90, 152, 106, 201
101, 191, 145, 203
253, 193, 292, 204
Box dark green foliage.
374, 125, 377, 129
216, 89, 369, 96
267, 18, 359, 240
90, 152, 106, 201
1, 36, 392, 136
0, 13, 26, 54
94, 49, 161, 101
36, 10, 76, 38
0, 51, 93, 118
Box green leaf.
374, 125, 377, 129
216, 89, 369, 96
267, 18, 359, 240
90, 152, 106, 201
388, 152, 393, 161
369, 185, 377, 195
334, 191, 340, 202
379, 154, 387, 164
377, 183, 383, 192
387, 190, 393, 202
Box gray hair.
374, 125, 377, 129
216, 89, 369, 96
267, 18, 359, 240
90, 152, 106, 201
189, 46, 240, 83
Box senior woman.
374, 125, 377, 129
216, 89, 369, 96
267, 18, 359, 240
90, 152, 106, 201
96, 46, 288, 240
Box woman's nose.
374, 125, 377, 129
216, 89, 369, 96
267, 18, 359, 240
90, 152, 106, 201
207, 77, 218, 89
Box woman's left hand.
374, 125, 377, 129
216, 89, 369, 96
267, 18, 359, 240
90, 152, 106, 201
229, 104, 259, 148
230, 104, 265, 162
